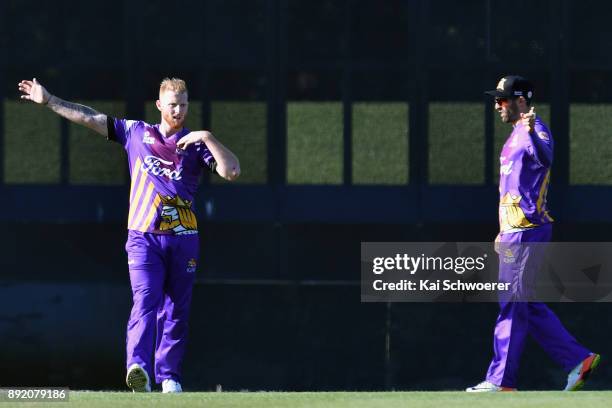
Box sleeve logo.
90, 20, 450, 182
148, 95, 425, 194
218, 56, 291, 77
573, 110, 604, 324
537, 131, 549, 141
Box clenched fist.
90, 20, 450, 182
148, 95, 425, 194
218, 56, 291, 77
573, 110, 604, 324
520, 106, 536, 133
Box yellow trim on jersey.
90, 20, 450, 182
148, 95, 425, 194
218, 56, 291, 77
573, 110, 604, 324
136, 194, 162, 232
127, 170, 148, 227
129, 181, 155, 230
536, 170, 551, 215
177, 207, 198, 230
129, 157, 143, 202
499, 193, 538, 232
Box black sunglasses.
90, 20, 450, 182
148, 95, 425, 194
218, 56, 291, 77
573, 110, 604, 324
495, 97, 513, 105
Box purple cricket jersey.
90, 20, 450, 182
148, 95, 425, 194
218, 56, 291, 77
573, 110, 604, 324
498, 116, 554, 233
107, 118, 216, 235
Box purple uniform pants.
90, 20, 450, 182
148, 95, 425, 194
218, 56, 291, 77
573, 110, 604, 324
125, 230, 199, 384
485, 224, 591, 388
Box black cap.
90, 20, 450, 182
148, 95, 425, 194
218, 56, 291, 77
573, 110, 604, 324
485, 75, 534, 100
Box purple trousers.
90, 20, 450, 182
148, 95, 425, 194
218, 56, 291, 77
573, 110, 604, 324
486, 224, 591, 388
125, 230, 199, 384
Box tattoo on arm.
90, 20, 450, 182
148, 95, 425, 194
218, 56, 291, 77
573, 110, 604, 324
47, 96, 108, 136
53, 98, 99, 116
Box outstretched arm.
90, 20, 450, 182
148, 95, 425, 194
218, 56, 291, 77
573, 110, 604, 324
177, 131, 241, 181
18, 78, 108, 137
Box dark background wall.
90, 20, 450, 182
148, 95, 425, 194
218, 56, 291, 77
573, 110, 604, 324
2, 222, 611, 391
2, 0, 612, 391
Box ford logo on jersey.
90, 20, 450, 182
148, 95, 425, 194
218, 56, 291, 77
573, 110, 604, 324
142, 155, 183, 180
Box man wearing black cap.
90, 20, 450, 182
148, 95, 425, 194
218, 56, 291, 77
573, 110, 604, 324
466, 76, 600, 392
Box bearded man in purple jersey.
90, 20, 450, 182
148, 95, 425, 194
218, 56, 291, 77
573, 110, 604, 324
18, 77, 240, 393
465, 76, 600, 392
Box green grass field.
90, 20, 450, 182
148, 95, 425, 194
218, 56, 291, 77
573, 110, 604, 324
4, 100, 612, 185
21, 391, 612, 408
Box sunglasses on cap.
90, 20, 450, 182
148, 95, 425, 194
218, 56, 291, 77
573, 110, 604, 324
495, 97, 514, 105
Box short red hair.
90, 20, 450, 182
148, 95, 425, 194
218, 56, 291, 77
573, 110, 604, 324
159, 77, 188, 97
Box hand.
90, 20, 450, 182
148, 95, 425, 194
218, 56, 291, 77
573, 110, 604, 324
176, 131, 209, 150
18, 78, 51, 105
520, 106, 536, 133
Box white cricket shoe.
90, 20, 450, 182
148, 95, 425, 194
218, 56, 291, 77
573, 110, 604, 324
565, 353, 601, 391
126, 363, 151, 392
162, 379, 183, 393
466, 380, 516, 392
